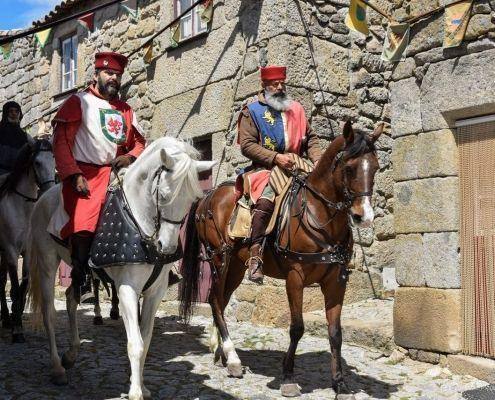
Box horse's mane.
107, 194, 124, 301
0, 138, 52, 198
136, 136, 204, 204
343, 131, 376, 160
140, 136, 201, 161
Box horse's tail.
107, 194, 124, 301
27, 229, 43, 331
179, 199, 202, 322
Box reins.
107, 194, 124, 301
0, 143, 54, 202
273, 150, 372, 266
111, 164, 184, 248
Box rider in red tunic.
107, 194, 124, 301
52, 52, 146, 302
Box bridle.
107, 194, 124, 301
274, 149, 375, 266
12, 142, 55, 202
113, 164, 185, 248
293, 150, 374, 216
151, 165, 186, 230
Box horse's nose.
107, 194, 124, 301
352, 213, 363, 224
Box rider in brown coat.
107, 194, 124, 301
237, 65, 322, 284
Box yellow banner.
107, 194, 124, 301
170, 22, 180, 47
200, 0, 213, 23
345, 0, 369, 36
34, 28, 52, 48
143, 41, 153, 63
0, 42, 13, 60
381, 23, 410, 62
443, 0, 473, 48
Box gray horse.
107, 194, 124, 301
0, 138, 55, 342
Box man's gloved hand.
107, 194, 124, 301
71, 174, 90, 197
111, 155, 134, 170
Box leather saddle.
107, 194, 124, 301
227, 154, 313, 240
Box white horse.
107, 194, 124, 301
28, 137, 215, 400
0, 138, 55, 343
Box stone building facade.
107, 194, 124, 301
1, 0, 495, 359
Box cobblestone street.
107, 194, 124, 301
0, 299, 490, 400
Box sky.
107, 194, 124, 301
0, 0, 61, 30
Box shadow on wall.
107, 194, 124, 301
161, 0, 263, 138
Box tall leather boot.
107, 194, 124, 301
247, 198, 275, 284
70, 233, 95, 304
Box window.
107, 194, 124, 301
175, 0, 209, 42
61, 35, 78, 92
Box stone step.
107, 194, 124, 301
303, 298, 395, 355
448, 354, 495, 384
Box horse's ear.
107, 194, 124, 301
370, 122, 384, 143
160, 149, 174, 170
343, 120, 354, 145
195, 160, 217, 173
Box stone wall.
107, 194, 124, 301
388, 1, 495, 355
2, 0, 494, 331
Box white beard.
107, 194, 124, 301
264, 90, 292, 112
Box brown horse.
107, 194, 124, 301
180, 121, 383, 399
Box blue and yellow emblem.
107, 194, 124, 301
263, 136, 276, 151
247, 102, 285, 152
263, 109, 276, 126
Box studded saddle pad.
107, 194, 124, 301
88, 187, 182, 269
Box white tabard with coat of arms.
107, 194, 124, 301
71, 91, 139, 165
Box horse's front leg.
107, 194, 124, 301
61, 286, 80, 370
281, 268, 305, 397
210, 279, 242, 377
19, 255, 29, 315
0, 261, 11, 329
92, 278, 103, 325
110, 282, 120, 320
6, 253, 25, 343
118, 283, 144, 400
40, 266, 68, 385
138, 266, 171, 399
320, 266, 354, 400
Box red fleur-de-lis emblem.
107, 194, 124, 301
107, 117, 123, 134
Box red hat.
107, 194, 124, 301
260, 66, 287, 81
95, 52, 128, 74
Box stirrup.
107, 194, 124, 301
79, 278, 95, 304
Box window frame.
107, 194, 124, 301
60, 34, 78, 93
174, 0, 209, 43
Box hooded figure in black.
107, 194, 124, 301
0, 101, 29, 174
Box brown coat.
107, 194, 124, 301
237, 96, 322, 169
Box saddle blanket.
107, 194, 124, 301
88, 186, 182, 269
228, 154, 313, 239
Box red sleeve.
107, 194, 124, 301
126, 124, 146, 159
52, 95, 82, 124
52, 95, 83, 180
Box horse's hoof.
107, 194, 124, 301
61, 353, 76, 370
110, 310, 120, 320
227, 362, 243, 378
333, 381, 354, 400
93, 316, 103, 325
335, 395, 356, 400
12, 333, 26, 343
281, 383, 301, 397
50, 373, 68, 386
128, 389, 144, 400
